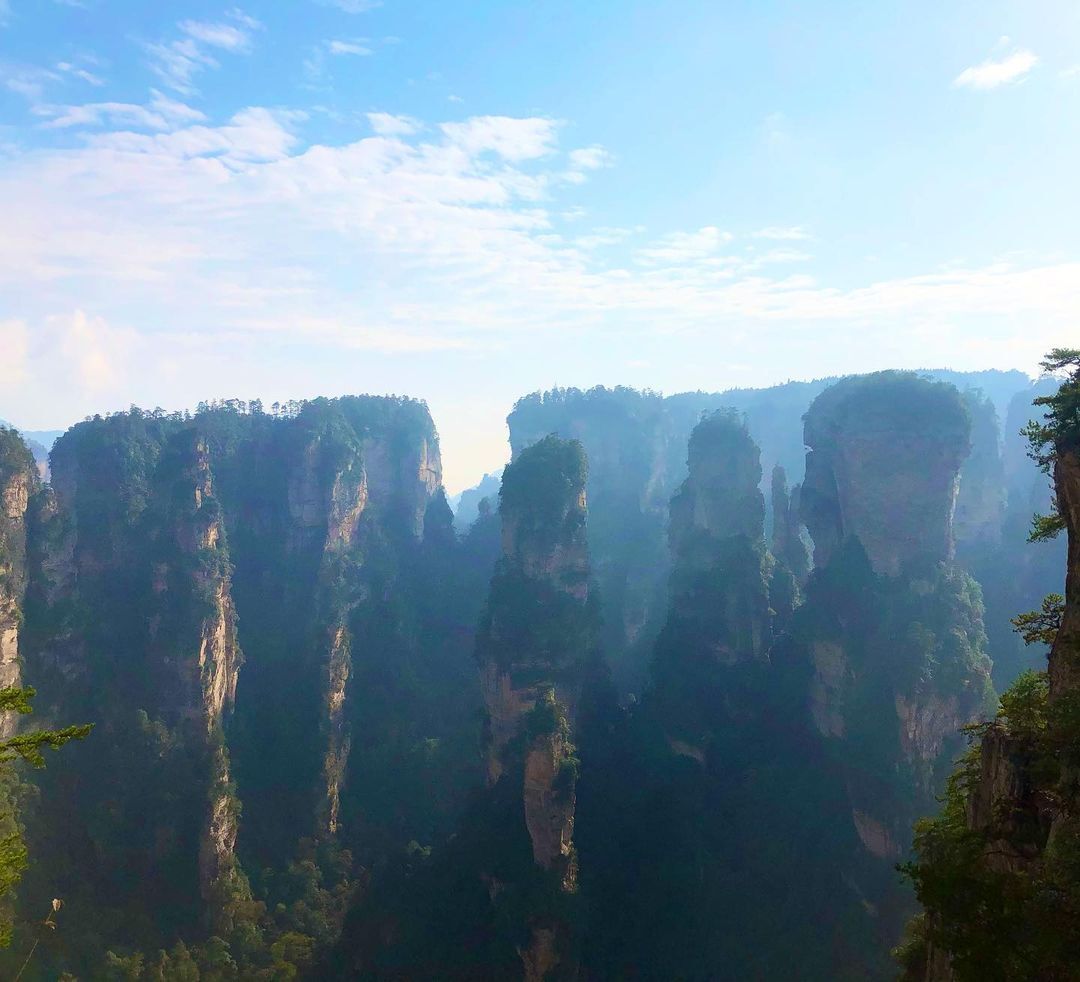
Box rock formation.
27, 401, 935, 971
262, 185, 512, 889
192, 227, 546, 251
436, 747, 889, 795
901, 354, 1080, 981
795, 372, 992, 893
474, 434, 596, 980
0, 429, 37, 735
802, 372, 971, 577
651, 411, 773, 748
13, 397, 472, 978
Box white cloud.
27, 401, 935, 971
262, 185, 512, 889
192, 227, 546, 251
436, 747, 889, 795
146, 11, 260, 94
37, 93, 206, 130
56, 61, 105, 86
754, 225, 811, 241
636, 226, 734, 265
179, 19, 255, 52
440, 116, 559, 161
568, 146, 612, 171
366, 112, 420, 136
0, 99, 1076, 443
0, 320, 29, 383
316, 0, 382, 11
327, 38, 372, 56
2, 64, 61, 101
954, 49, 1038, 90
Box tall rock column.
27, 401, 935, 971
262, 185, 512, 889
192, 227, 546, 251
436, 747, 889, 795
475, 435, 595, 980
651, 410, 773, 752
0, 430, 37, 736
797, 373, 993, 864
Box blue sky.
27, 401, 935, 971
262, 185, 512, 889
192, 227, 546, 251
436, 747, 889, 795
1, 0, 1078, 490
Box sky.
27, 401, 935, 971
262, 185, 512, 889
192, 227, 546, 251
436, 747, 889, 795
1, 0, 1078, 492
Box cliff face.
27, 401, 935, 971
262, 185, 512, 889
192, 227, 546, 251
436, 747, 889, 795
802, 372, 971, 578
902, 358, 1080, 982
654, 411, 772, 738
473, 435, 596, 978
797, 373, 993, 871
15, 397, 476, 976
0, 430, 37, 733
508, 389, 671, 697
953, 392, 1005, 548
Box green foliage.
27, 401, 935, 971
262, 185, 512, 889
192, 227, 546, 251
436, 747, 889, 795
0, 686, 89, 953
1023, 347, 1080, 472
1010, 594, 1064, 647
1029, 509, 1066, 542
499, 434, 588, 558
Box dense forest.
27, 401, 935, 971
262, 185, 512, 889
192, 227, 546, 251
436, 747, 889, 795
0, 359, 1074, 980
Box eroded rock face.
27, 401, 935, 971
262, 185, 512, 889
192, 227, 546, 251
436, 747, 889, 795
797, 375, 992, 886
1049, 447, 1080, 699
662, 410, 772, 680
953, 392, 1005, 548
802, 372, 971, 578
0, 431, 37, 735
18, 397, 449, 951
475, 435, 594, 979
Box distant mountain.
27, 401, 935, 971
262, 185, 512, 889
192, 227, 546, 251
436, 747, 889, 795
453, 468, 503, 529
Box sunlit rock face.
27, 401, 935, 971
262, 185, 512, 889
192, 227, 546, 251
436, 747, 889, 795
0, 430, 37, 736
17, 396, 451, 949
802, 372, 971, 578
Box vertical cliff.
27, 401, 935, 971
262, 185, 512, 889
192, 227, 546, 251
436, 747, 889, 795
473, 435, 596, 980
900, 351, 1080, 981
797, 374, 993, 868
13, 397, 479, 979
651, 411, 772, 746
508, 389, 670, 698
0, 430, 37, 734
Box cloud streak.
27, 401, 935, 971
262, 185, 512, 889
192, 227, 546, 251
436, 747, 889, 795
954, 49, 1038, 90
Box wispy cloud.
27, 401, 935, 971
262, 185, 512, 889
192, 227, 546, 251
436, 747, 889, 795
146, 10, 261, 94
1, 100, 1076, 443
37, 91, 205, 130
367, 112, 420, 136
1, 64, 60, 101
327, 38, 372, 56
56, 60, 105, 86
954, 48, 1038, 90
315, 0, 382, 11
636, 226, 734, 265
440, 116, 559, 161
754, 226, 811, 241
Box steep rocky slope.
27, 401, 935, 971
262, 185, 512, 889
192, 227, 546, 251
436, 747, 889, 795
0, 430, 37, 724
795, 374, 993, 887
10, 398, 491, 979
901, 351, 1080, 981
507, 370, 1041, 699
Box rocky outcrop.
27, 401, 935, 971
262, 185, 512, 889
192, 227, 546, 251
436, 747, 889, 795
953, 392, 1005, 548
802, 372, 970, 578
771, 464, 810, 583
797, 374, 992, 879
475, 435, 594, 978
0, 430, 37, 735
16, 397, 452, 969
663, 411, 771, 677
1048, 446, 1080, 699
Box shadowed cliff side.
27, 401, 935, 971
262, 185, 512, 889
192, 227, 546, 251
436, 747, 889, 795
575, 411, 877, 980
790, 373, 994, 957
332, 434, 602, 981
8, 397, 489, 980
900, 349, 1080, 982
